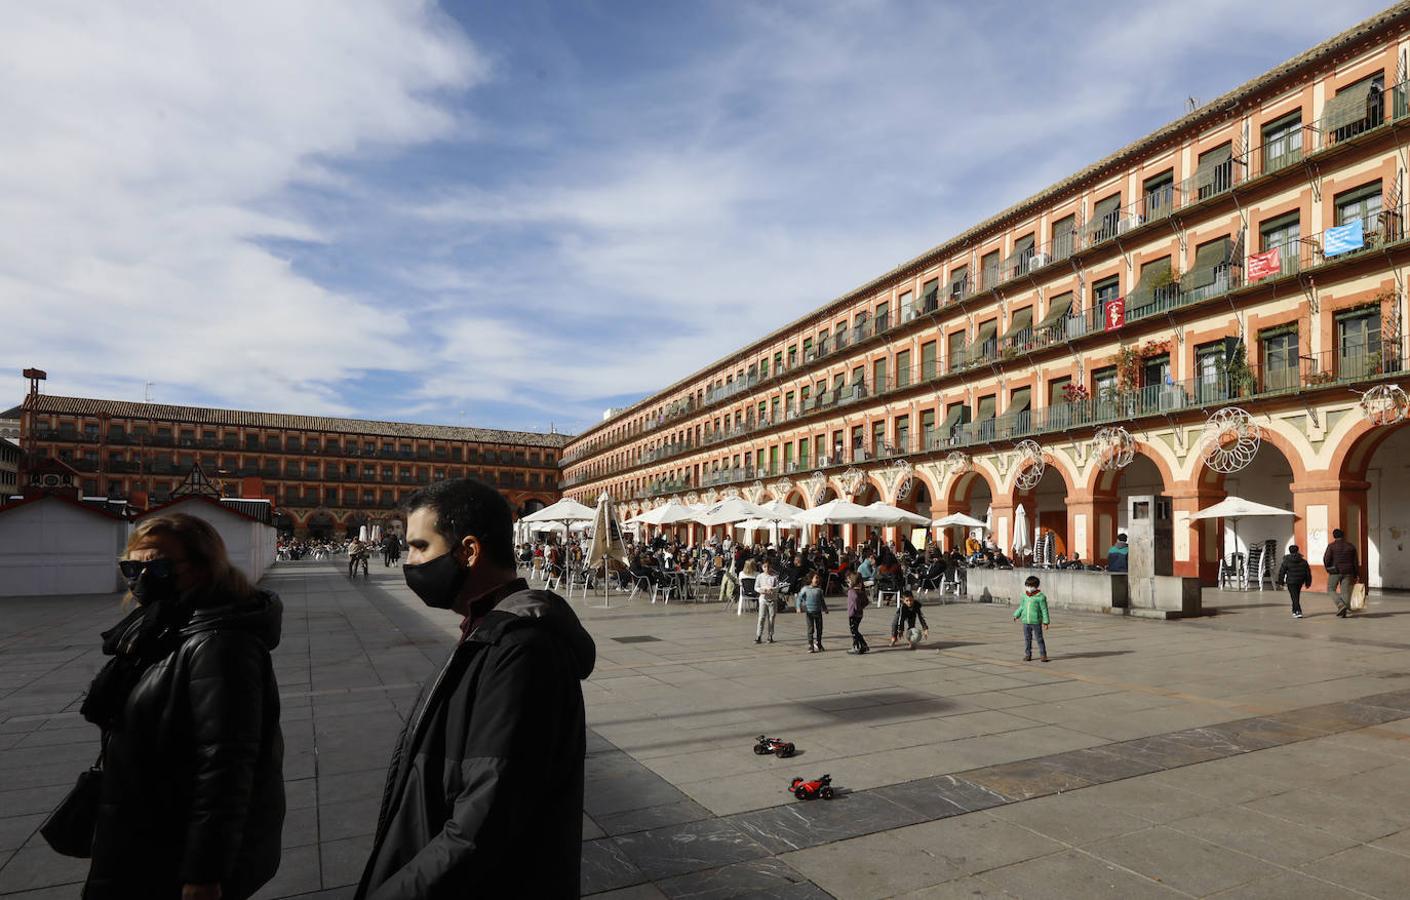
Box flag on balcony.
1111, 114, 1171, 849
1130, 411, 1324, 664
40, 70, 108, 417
1104, 296, 1125, 331
1324, 219, 1365, 257
1247, 246, 1282, 281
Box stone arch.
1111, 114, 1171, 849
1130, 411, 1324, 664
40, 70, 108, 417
1086, 442, 1178, 497
944, 466, 999, 509
1003, 449, 1078, 501
1186, 415, 1312, 488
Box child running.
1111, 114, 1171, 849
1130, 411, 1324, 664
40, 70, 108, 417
1013, 575, 1050, 662
890, 589, 929, 649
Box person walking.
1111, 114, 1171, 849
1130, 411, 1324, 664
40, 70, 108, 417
798, 572, 828, 652
81, 514, 285, 900
1323, 528, 1360, 618
754, 560, 780, 644
1276, 544, 1313, 619
1014, 575, 1050, 662
356, 479, 596, 899
846, 572, 870, 654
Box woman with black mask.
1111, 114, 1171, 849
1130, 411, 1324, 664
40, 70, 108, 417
78, 514, 284, 900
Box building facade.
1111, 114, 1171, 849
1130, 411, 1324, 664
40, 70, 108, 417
562, 4, 1410, 590
18, 394, 567, 537
0, 405, 18, 497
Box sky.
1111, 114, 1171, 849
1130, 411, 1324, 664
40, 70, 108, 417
1, 0, 1394, 434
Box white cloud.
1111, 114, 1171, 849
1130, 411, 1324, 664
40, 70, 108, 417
0, 0, 484, 413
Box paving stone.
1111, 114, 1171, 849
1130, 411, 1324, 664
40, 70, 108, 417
1088, 825, 1282, 896
612, 819, 770, 881
581, 837, 648, 894
959, 758, 1093, 801
0, 845, 88, 894
655, 857, 824, 899
729, 790, 925, 853
595, 798, 714, 836
978, 848, 1181, 899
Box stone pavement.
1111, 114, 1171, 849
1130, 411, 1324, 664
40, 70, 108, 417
5, 566, 1410, 898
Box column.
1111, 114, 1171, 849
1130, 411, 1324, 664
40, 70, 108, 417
1291, 476, 1369, 591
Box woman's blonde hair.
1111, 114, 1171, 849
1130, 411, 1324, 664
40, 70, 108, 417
742, 559, 757, 576
125, 513, 255, 604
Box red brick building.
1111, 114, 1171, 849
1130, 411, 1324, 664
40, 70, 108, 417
18, 394, 568, 537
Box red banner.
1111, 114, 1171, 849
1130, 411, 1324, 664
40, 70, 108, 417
1247, 246, 1281, 282
1104, 296, 1125, 331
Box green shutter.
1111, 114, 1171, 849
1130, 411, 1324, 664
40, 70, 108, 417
1194, 144, 1233, 190
1035, 293, 1074, 330
999, 307, 1034, 342
977, 396, 996, 420
941, 405, 965, 431
1323, 80, 1376, 131
1188, 238, 1231, 287
1009, 387, 1032, 414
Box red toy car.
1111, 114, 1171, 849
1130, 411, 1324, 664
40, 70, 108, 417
789, 774, 834, 800
754, 735, 796, 758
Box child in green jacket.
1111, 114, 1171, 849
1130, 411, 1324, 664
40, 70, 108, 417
1014, 575, 1050, 662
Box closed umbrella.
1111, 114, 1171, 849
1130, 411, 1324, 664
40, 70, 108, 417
1012, 504, 1031, 559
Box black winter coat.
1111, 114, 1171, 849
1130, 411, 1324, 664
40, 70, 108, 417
1277, 552, 1313, 588
84, 590, 285, 900
356, 582, 596, 900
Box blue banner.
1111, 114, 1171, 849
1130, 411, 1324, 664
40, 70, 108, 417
1324, 219, 1365, 257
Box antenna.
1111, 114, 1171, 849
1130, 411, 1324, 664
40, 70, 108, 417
144, 382, 154, 403
1186, 96, 1199, 113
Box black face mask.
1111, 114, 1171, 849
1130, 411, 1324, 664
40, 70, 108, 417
403, 551, 469, 610
128, 569, 180, 607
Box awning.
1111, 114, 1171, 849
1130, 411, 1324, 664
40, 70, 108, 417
1009, 388, 1032, 414
976, 395, 996, 420
1128, 257, 1171, 304
1188, 237, 1232, 287
1194, 144, 1233, 190
974, 320, 998, 346
1322, 79, 1377, 132
940, 404, 965, 433
999, 307, 1034, 342
1035, 293, 1074, 330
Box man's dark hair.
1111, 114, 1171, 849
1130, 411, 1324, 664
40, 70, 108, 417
1117, 533, 1128, 542
1333, 528, 1345, 539
404, 478, 515, 568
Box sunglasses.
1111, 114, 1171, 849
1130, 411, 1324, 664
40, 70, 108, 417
118, 558, 175, 580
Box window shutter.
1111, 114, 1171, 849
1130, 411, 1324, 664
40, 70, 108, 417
1009, 388, 1032, 414
1323, 80, 1377, 131
999, 307, 1033, 341
1194, 144, 1233, 190
1189, 238, 1231, 287
1036, 293, 1074, 330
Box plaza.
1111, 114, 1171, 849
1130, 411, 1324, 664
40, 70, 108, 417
5, 565, 1410, 897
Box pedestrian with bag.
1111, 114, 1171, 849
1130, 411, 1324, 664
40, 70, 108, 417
1323, 528, 1360, 618
71, 514, 285, 900
1276, 543, 1313, 619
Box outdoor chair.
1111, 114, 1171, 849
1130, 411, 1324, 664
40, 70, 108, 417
625, 572, 653, 602
566, 567, 597, 602
875, 573, 903, 608
1218, 552, 1246, 589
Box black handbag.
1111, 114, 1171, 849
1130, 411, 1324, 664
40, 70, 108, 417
40, 735, 105, 858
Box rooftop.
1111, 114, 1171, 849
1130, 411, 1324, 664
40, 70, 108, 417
22, 394, 573, 449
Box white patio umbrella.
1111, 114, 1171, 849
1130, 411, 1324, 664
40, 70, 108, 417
793, 498, 880, 526
1188, 496, 1295, 558
932, 513, 988, 529
693, 497, 770, 527
757, 499, 806, 521
1012, 504, 1031, 558
521, 498, 596, 524
984, 504, 994, 534
863, 502, 931, 527
632, 499, 696, 526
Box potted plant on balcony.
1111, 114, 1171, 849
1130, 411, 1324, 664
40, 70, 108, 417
1221, 340, 1256, 397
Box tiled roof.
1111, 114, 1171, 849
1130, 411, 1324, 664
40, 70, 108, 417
23, 394, 572, 449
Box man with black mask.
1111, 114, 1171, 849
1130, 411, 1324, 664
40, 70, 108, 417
356, 479, 596, 900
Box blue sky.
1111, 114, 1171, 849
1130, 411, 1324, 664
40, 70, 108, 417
2, 0, 1391, 433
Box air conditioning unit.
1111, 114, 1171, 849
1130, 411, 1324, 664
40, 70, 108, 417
1030, 252, 1051, 268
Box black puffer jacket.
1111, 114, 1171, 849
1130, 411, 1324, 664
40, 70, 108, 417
1277, 552, 1313, 588
84, 591, 285, 900
1323, 539, 1360, 577
356, 581, 596, 900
